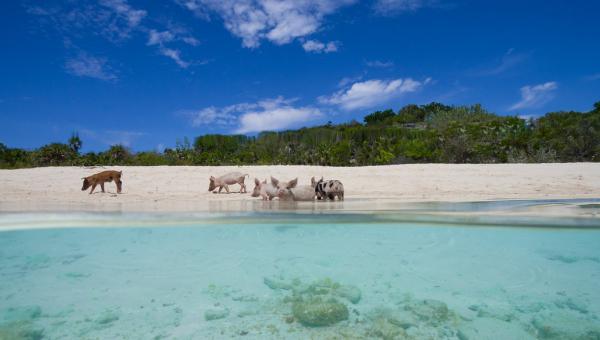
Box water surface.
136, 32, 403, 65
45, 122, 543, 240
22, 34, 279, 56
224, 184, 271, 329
1, 202, 599, 339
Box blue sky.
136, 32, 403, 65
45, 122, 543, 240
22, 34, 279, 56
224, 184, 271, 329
1, 0, 599, 152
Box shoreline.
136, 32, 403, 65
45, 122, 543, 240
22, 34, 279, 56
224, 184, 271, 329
0, 198, 599, 231
1, 163, 599, 213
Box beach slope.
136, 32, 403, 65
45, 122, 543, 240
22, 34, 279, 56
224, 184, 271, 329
0, 164, 599, 212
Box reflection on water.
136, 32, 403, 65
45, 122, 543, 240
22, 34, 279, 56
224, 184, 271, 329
207, 197, 600, 214
1, 206, 600, 339
2, 198, 600, 231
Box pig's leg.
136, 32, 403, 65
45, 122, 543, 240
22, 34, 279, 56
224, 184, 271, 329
239, 182, 246, 193
218, 186, 223, 193
89, 183, 97, 194
224, 185, 230, 193
100, 183, 105, 193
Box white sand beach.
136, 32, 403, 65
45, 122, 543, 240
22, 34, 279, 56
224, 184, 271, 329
0, 163, 599, 212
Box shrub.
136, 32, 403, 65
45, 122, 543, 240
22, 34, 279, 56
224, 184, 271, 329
33, 143, 76, 166
100, 144, 132, 165
364, 109, 395, 125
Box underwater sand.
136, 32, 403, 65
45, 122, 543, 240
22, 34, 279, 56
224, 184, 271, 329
1, 205, 600, 339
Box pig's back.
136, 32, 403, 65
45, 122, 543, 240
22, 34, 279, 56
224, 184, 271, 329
219, 172, 245, 183
290, 185, 315, 201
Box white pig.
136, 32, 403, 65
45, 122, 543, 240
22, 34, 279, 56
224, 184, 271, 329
209, 172, 248, 193
251, 178, 277, 200
271, 177, 315, 201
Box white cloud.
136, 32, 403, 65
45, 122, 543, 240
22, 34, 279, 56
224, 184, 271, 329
99, 0, 147, 33
338, 75, 363, 88
65, 53, 117, 81
28, 1, 199, 71
147, 29, 199, 47
146, 29, 197, 67
187, 97, 322, 134
30, 0, 148, 42
236, 98, 322, 133
509, 82, 558, 111
373, 0, 438, 14
366, 60, 394, 68
153, 47, 194, 68
182, 36, 200, 46
475, 48, 529, 76
319, 78, 430, 110
147, 30, 175, 46
177, 0, 355, 48
302, 40, 339, 53
159, 48, 190, 68
188, 105, 240, 126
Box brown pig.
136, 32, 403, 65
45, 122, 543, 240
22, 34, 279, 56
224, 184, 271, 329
81, 170, 122, 194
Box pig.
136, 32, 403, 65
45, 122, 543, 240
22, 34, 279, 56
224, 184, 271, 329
81, 170, 122, 194
311, 177, 344, 201
209, 172, 249, 193
251, 178, 277, 200
271, 176, 315, 201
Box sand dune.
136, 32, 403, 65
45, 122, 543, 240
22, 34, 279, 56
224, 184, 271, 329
0, 164, 599, 212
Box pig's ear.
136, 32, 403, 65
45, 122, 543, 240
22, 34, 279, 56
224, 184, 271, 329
254, 178, 260, 185
270, 177, 279, 186
210, 176, 215, 181
288, 178, 298, 189
320, 176, 323, 182
311, 177, 316, 186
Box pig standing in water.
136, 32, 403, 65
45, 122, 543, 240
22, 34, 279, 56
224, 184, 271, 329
251, 178, 277, 200
271, 177, 315, 201
209, 172, 248, 193
311, 177, 345, 201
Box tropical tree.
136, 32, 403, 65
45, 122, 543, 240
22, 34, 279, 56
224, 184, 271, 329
102, 144, 131, 164
34, 143, 76, 166
68, 132, 82, 154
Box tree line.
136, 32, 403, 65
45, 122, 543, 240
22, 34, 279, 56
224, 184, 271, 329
1, 101, 599, 168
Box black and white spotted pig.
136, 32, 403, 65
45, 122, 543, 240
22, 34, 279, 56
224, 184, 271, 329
311, 177, 344, 201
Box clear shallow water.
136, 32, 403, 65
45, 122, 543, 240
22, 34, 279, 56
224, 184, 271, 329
1, 209, 600, 339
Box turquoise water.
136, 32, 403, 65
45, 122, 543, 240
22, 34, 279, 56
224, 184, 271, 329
1, 209, 600, 339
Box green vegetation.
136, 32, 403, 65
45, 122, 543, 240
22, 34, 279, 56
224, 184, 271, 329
1, 101, 599, 168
